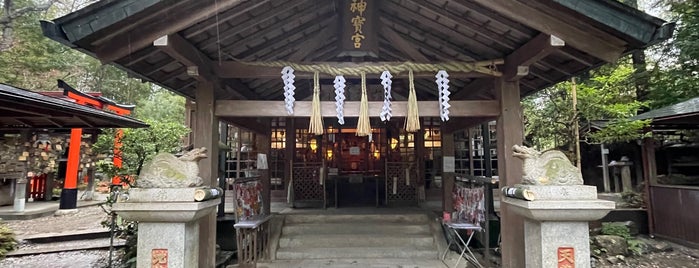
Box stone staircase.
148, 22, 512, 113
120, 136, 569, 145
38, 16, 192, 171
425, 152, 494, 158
274, 213, 440, 260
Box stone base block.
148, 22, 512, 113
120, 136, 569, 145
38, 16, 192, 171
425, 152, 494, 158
138, 221, 199, 268
127, 188, 199, 202
516, 185, 597, 200
525, 220, 591, 268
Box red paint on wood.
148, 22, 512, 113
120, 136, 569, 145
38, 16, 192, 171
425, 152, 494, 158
64, 128, 82, 189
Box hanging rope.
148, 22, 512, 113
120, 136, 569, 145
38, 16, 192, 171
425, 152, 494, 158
309, 72, 323, 135
405, 70, 420, 132
356, 72, 371, 137
241, 60, 503, 77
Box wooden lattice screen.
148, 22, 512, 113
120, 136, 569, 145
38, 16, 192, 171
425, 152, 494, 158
292, 162, 325, 207
385, 162, 418, 206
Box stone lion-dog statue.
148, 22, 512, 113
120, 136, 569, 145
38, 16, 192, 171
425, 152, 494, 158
512, 145, 583, 185
136, 147, 208, 188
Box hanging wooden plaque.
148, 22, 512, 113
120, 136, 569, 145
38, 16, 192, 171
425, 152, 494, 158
339, 0, 378, 58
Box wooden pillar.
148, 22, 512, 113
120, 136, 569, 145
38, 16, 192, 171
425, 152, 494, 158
256, 131, 272, 215
284, 119, 295, 203
641, 133, 657, 235
193, 81, 219, 268
185, 98, 196, 146
441, 126, 455, 212
59, 128, 82, 210
495, 78, 525, 268
415, 121, 425, 201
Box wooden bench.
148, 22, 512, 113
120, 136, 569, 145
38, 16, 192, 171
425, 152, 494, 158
234, 214, 272, 268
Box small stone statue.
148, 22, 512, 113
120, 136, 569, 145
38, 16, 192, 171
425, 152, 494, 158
136, 147, 208, 188
512, 145, 583, 185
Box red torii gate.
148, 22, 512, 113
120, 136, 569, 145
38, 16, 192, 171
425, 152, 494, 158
57, 80, 135, 210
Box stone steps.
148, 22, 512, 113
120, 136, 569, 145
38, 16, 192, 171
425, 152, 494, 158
279, 233, 435, 248
275, 213, 439, 260
276, 246, 439, 259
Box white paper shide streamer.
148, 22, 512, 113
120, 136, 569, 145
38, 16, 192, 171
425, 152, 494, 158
282, 66, 296, 115
334, 75, 346, 125
380, 71, 393, 122
436, 70, 451, 121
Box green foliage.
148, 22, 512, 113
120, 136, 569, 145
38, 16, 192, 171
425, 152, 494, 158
627, 239, 645, 256
0, 221, 17, 259
646, 0, 699, 108
620, 190, 644, 208
601, 222, 632, 240
524, 60, 649, 155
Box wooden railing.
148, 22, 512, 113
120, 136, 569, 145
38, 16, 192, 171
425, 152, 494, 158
234, 214, 272, 268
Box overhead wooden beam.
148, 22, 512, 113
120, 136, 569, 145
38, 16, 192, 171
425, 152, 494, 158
215, 61, 502, 79
154, 34, 216, 82
94, 0, 245, 63
46, 118, 64, 128
381, 26, 430, 62
215, 100, 499, 118
470, 0, 626, 63
453, 79, 494, 100
219, 117, 271, 135
287, 25, 337, 62
504, 33, 565, 80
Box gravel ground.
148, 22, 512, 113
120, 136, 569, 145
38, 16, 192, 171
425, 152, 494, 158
3, 205, 109, 237
0, 205, 124, 268
2, 205, 698, 268
0, 250, 122, 268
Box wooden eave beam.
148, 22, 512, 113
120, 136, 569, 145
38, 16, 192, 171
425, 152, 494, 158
215, 61, 502, 79
94, 0, 245, 63
182, 0, 272, 39
154, 34, 216, 82
220, 117, 271, 135
380, 26, 430, 62
470, 0, 626, 63
74, 116, 95, 128
504, 33, 565, 81
453, 79, 494, 100
46, 118, 64, 128
14, 118, 34, 127
215, 100, 499, 118
197, 0, 311, 51
154, 34, 255, 99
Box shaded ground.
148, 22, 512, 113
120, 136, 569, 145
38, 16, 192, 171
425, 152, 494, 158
2, 203, 698, 267
0, 205, 122, 268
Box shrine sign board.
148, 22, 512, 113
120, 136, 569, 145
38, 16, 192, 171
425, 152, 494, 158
339, 0, 378, 57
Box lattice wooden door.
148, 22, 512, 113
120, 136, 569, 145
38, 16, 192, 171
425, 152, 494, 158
385, 162, 418, 206
292, 162, 325, 207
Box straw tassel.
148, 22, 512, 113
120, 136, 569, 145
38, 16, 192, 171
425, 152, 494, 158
405, 69, 420, 132
356, 72, 371, 136
309, 71, 323, 135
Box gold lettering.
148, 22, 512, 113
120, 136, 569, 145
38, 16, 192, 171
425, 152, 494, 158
350, 0, 367, 16
352, 33, 365, 48
351, 15, 366, 34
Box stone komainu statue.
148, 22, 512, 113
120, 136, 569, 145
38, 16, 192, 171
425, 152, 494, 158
136, 147, 208, 188
512, 145, 583, 185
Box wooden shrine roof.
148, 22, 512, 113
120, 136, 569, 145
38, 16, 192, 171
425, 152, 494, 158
42, 0, 673, 102
632, 97, 699, 129
0, 83, 148, 129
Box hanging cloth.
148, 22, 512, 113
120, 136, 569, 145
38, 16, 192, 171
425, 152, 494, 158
380, 71, 393, 122
334, 75, 346, 125
281, 66, 296, 115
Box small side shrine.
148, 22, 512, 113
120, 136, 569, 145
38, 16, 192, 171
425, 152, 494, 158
0, 82, 147, 212
632, 97, 699, 246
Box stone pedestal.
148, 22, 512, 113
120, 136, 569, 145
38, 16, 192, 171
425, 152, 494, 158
503, 185, 615, 268
113, 188, 220, 268
13, 178, 27, 212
